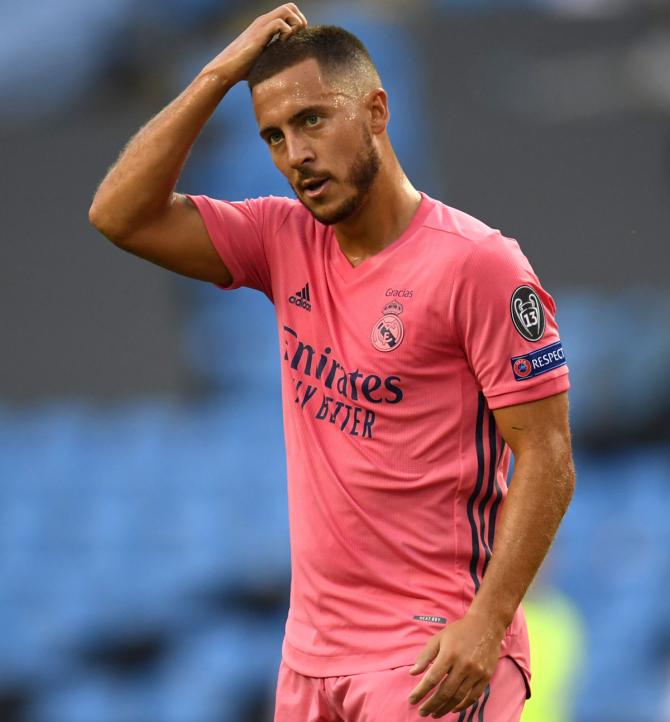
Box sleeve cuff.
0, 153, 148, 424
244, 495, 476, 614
185, 193, 244, 291
485, 371, 570, 410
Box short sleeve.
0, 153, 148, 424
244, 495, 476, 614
450, 233, 570, 410
185, 194, 276, 299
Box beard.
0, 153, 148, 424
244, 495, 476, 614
291, 128, 382, 225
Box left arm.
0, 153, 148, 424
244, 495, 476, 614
468, 390, 575, 632
408, 391, 575, 717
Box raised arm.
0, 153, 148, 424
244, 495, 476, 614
88, 4, 307, 284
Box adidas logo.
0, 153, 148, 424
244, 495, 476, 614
288, 283, 312, 311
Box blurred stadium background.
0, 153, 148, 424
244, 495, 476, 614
1, 0, 669, 720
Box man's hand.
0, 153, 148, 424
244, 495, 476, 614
200, 4, 308, 86
407, 612, 505, 717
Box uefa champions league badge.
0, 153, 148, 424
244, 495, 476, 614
371, 300, 404, 352
510, 285, 545, 342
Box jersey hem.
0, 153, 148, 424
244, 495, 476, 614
280, 637, 438, 675
281, 639, 532, 697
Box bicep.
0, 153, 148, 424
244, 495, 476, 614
113, 193, 233, 285
492, 391, 573, 460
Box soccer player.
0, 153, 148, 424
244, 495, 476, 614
89, 5, 575, 720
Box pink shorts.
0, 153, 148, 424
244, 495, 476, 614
273, 655, 526, 722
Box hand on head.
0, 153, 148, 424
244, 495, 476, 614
200, 4, 308, 86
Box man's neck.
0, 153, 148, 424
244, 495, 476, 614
333, 165, 422, 266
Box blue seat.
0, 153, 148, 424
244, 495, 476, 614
155, 610, 285, 722
550, 446, 670, 722
26, 670, 164, 722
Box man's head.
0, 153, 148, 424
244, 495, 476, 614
248, 26, 388, 225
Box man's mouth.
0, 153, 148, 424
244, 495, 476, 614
300, 176, 330, 199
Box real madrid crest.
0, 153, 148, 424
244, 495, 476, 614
371, 300, 404, 352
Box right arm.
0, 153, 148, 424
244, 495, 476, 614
88, 3, 307, 285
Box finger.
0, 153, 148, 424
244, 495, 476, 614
408, 660, 451, 705
287, 3, 308, 26
283, 11, 303, 28
451, 681, 489, 713
268, 18, 293, 43
418, 670, 469, 717
409, 636, 440, 676
272, 4, 306, 29
429, 679, 474, 718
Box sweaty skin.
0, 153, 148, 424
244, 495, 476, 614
88, 4, 576, 717
253, 70, 382, 227
251, 55, 421, 263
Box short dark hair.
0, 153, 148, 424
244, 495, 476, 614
247, 25, 381, 93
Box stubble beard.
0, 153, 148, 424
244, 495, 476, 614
292, 129, 382, 226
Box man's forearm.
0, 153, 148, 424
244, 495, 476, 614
88, 70, 231, 239
466, 448, 575, 631
89, 6, 309, 242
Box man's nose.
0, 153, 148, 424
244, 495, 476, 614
286, 133, 315, 169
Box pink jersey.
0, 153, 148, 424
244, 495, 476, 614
187, 191, 570, 693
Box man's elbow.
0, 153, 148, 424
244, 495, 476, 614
563, 458, 576, 506
88, 201, 131, 246
552, 446, 576, 511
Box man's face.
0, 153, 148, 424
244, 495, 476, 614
252, 58, 381, 225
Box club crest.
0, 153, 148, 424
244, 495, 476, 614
371, 301, 404, 352
510, 285, 545, 342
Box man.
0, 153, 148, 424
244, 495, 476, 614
89, 5, 575, 720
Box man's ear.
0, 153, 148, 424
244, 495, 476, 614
368, 88, 389, 135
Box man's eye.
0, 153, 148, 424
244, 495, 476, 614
305, 114, 319, 127
268, 132, 283, 145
